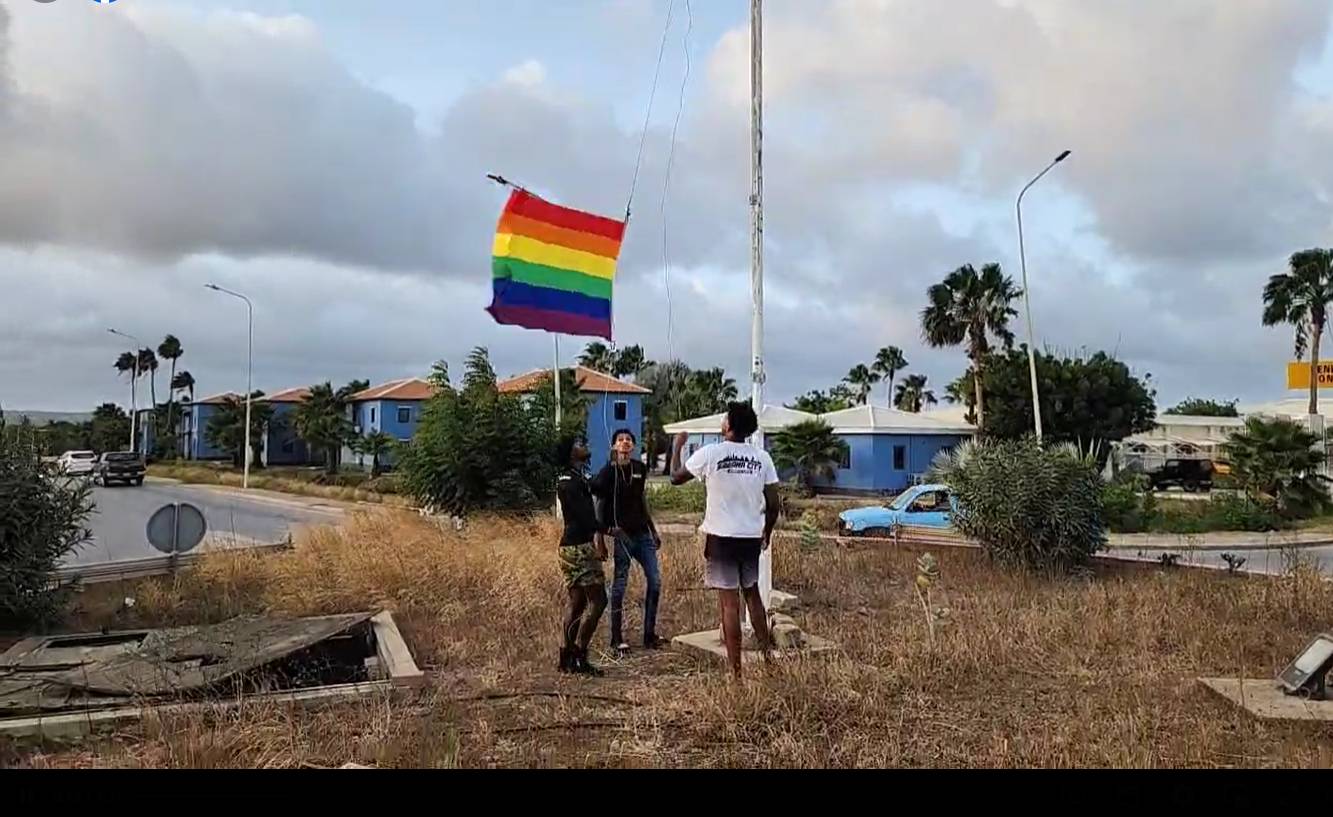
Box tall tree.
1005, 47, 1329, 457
205, 392, 273, 469
770, 420, 848, 496
1163, 397, 1239, 417
88, 403, 130, 454
921, 262, 1021, 431
873, 346, 908, 408
956, 349, 1155, 453
1262, 248, 1333, 416
353, 430, 396, 477
137, 348, 159, 449
786, 390, 851, 414
171, 370, 195, 404
613, 344, 652, 379
114, 351, 137, 436
294, 382, 355, 475
158, 335, 184, 452
843, 364, 880, 406
578, 341, 617, 373
894, 374, 938, 413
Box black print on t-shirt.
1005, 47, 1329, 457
716, 454, 764, 474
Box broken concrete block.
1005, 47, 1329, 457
769, 612, 797, 630
769, 590, 800, 612
771, 622, 808, 650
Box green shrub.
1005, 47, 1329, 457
397, 349, 559, 515
931, 438, 1106, 572
1152, 494, 1280, 534
1, 419, 94, 626
647, 480, 705, 513
1101, 473, 1156, 533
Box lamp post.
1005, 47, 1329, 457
1015, 149, 1071, 442
108, 328, 140, 452
205, 284, 254, 489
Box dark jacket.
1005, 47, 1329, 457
557, 467, 603, 546
591, 459, 651, 536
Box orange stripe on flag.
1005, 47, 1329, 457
498, 212, 622, 259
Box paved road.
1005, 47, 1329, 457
67, 479, 346, 566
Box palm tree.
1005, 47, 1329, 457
355, 430, 396, 476
114, 352, 137, 435
294, 382, 354, 475
873, 346, 908, 407
578, 341, 616, 373
843, 364, 880, 406
894, 374, 938, 413
1227, 416, 1330, 516
921, 262, 1021, 431
171, 370, 195, 404
613, 344, 652, 379
787, 389, 852, 414
770, 420, 848, 495
205, 391, 273, 469
158, 335, 183, 448
1263, 248, 1333, 416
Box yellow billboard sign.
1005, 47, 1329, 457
1287, 361, 1333, 390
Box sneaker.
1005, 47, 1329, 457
572, 647, 605, 677
613, 642, 632, 658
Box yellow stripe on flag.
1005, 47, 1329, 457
493, 233, 617, 280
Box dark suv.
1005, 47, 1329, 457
94, 451, 146, 487
1147, 458, 1214, 493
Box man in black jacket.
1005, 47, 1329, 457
592, 428, 665, 656
556, 434, 609, 676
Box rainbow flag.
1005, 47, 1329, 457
488, 189, 626, 340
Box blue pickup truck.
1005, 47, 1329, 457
838, 483, 958, 535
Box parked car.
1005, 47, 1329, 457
1147, 458, 1214, 493
94, 451, 146, 486
839, 483, 957, 535
56, 450, 98, 476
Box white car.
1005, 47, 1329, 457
57, 450, 98, 476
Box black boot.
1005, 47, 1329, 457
558, 646, 575, 673
572, 647, 604, 677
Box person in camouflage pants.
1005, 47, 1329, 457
555, 435, 609, 676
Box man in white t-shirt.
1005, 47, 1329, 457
670, 402, 780, 678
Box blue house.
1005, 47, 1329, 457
260, 386, 320, 467
665, 403, 974, 495
176, 392, 240, 461
345, 378, 437, 469
497, 365, 649, 471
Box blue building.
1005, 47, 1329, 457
260, 386, 320, 466
497, 365, 649, 471
345, 378, 437, 469
665, 403, 974, 495
176, 392, 240, 461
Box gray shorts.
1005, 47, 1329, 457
704, 535, 761, 590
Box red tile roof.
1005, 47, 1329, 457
264, 386, 312, 403
496, 365, 650, 395
349, 378, 437, 402
193, 391, 242, 405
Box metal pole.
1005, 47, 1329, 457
108, 329, 141, 452
749, 0, 771, 617
1014, 149, 1070, 443
553, 335, 562, 430
205, 284, 254, 488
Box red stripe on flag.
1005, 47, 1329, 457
503, 189, 625, 242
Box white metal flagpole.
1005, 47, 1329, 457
553, 335, 562, 430
749, 0, 771, 620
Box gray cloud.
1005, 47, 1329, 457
0, 1, 1330, 415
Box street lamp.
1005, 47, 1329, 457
1015, 149, 1071, 443
205, 283, 254, 489
108, 328, 140, 452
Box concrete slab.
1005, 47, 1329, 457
769, 590, 799, 612
672, 628, 838, 665
1198, 677, 1333, 722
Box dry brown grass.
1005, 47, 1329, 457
12, 509, 1333, 768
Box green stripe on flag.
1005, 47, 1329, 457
492, 256, 613, 300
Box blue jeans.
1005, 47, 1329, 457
609, 531, 662, 646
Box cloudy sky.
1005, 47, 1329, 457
1, 0, 1332, 413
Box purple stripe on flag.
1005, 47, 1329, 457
487, 303, 612, 340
